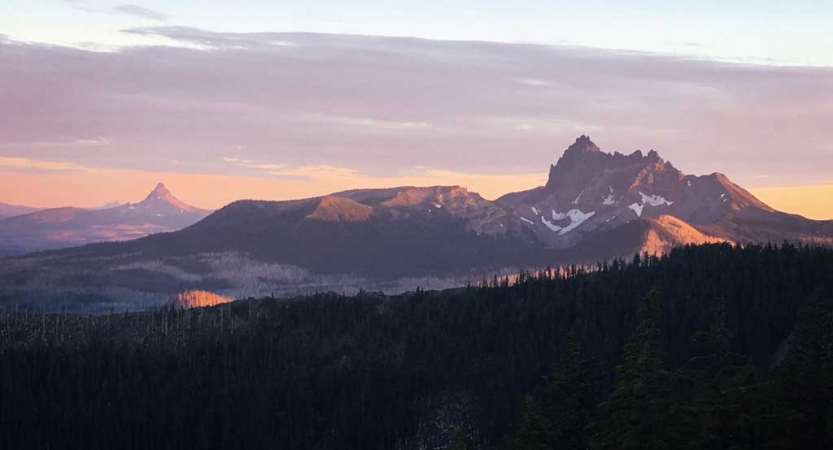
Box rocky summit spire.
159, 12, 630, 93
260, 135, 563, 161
563, 135, 601, 155
545, 135, 605, 192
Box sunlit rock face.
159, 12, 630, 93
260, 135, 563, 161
495, 135, 795, 249
171, 290, 232, 309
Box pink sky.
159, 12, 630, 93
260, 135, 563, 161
1, 30, 832, 219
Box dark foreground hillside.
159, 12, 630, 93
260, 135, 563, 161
1, 243, 833, 449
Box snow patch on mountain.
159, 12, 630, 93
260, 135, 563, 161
629, 203, 645, 217
531, 207, 540, 215
542, 209, 596, 235
572, 190, 585, 205
541, 216, 561, 232
602, 194, 616, 206
640, 192, 674, 207
521, 217, 535, 225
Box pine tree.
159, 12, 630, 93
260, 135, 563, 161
509, 331, 600, 450
510, 397, 549, 450
589, 292, 682, 450
679, 298, 786, 449
780, 291, 833, 449
449, 426, 476, 450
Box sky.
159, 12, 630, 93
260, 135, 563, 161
0, 0, 832, 218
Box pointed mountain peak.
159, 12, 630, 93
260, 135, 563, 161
545, 136, 608, 191
137, 182, 207, 213
564, 135, 601, 155
151, 182, 171, 196
143, 182, 176, 202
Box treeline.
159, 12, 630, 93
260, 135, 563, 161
0, 243, 832, 449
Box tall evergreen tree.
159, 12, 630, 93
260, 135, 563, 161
510, 331, 600, 450
780, 291, 833, 449
589, 292, 684, 450
510, 398, 549, 450
679, 299, 789, 450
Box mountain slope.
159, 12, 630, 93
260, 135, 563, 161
0, 183, 211, 253
0, 202, 40, 219
1, 136, 831, 312
55, 186, 541, 278
497, 135, 833, 249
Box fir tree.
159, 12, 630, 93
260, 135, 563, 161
589, 292, 683, 450
509, 331, 600, 449
780, 291, 833, 449
679, 298, 788, 449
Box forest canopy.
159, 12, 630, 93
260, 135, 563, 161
1, 243, 832, 449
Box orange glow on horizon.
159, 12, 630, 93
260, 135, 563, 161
0, 169, 544, 211
1, 170, 830, 221
750, 185, 833, 221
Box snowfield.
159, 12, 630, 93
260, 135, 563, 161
541, 209, 596, 235
640, 192, 674, 207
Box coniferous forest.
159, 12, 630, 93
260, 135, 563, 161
1, 243, 833, 449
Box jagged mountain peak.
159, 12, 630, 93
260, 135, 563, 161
552, 137, 671, 175
563, 135, 601, 155
539, 136, 684, 212
499, 136, 793, 249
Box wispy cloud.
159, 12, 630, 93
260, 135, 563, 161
123, 27, 296, 50
223, 158, 354, 179
223, 157, 293, 172
221, 156, 541, 193
513, 78, 553, 87
222, 157, 254, 164
0, 138, 111, 149
312, 115, 432, 132
74, 4, 169, 23
112, 5, 169, 22
1, 30, 832, 206
0, 157, 90, 172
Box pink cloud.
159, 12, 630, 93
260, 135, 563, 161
0, 28, 831, 207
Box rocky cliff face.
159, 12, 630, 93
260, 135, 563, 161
497, 135, 825, 251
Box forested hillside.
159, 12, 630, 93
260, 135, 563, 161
1, 243, 832, 449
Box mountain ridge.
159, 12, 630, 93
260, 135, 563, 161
0, 202, 41, 220
1, 137, 831, 312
